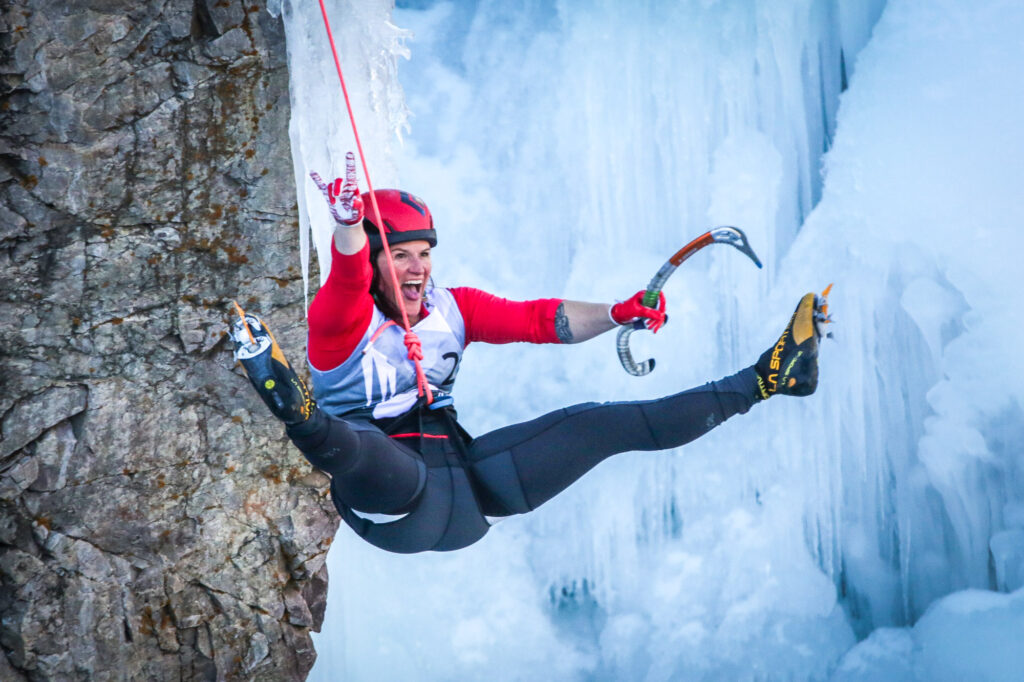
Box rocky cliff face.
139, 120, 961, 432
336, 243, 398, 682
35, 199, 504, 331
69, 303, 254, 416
0, 1, 338, 679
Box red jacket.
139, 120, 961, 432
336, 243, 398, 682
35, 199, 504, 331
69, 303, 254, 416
308, 241, 562, 371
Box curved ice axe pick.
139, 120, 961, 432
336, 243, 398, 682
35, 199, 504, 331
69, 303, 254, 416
616, 226, 763, 376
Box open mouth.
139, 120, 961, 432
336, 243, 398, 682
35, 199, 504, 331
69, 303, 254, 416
401, 279, 423, 302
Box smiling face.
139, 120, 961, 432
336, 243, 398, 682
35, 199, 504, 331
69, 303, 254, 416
374, 239, 432, 324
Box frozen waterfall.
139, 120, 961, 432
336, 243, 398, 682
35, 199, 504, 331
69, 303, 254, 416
274, 0, 1024, 679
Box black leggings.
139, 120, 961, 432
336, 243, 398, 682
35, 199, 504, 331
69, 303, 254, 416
287, 367, 760, 553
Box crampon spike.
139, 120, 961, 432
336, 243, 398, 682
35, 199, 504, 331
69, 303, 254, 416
232, 300, 256, 346
814, 283, 835, 339
820, 283, 833, 316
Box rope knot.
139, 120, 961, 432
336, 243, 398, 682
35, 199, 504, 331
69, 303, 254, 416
404, 331, 424, 362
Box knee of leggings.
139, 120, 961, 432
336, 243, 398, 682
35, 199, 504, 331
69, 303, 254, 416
288, 417, 360, 475
301, 447, 344, 474
469, 450, 532, 516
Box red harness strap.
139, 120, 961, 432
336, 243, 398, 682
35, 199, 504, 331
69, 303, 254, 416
389, 433, 449, 440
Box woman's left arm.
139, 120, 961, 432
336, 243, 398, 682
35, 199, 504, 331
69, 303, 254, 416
555, 292, 666, 343
554, 301, 616, 344
452, 288, 666, 345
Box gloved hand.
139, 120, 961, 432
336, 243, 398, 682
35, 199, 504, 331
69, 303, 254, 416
610, 290, 667, 333
309, 151, 364, 227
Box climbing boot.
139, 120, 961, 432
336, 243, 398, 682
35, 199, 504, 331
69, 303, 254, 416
754, 293, 823, 399
229, 310, 314, 425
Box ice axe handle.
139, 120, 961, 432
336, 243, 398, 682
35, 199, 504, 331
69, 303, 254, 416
616, 320, 655, 376
617, 267, 674, 376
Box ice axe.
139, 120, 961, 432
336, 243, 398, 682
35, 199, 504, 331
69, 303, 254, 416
617, 226, 763, 376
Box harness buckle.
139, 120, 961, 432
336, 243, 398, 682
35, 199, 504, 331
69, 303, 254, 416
427, 391, 454, 410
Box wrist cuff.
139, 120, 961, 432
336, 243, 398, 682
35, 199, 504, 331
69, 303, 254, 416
608, 301, 624, 326
713, 367, 765, 408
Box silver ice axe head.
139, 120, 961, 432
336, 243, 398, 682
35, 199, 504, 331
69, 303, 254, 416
617, 225, 763, 377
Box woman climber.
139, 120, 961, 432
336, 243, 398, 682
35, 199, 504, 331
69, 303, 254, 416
228, 153, 825, 554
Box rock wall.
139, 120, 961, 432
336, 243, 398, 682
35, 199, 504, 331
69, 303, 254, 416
0, 1, 338, 679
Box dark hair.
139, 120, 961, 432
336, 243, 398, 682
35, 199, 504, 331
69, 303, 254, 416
369, 252, 404, 323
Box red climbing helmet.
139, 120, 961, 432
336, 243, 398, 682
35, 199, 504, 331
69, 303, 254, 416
362, 189, 436, 252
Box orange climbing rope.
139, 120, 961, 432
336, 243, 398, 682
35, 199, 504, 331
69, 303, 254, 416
316, 0, 433, 405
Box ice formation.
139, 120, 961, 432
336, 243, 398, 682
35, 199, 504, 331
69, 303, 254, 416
276, 0, 1024, 679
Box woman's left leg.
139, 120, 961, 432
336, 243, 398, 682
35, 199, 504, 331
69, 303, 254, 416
466, 291, 824, 516
466, 367, 760, 515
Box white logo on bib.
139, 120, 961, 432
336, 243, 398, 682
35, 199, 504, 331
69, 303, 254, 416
361, 346, 397, 406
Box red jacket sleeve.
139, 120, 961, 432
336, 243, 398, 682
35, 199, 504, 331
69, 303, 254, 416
307, 240, 374, 371
449, 287, 562, 344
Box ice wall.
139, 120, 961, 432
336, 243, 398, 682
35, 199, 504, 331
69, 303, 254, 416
269, 0, 412, 303
277, 0, 1024, 679
789, 0, 1024, 633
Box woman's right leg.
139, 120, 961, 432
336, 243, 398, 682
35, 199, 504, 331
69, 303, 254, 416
285, 410, 425, 515
288, 412, 489, 553
228, 312, 425, 516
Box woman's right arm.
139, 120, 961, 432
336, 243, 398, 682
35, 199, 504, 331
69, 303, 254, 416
334, 222, 366, 255
307, 240, 375, 371
307, 155, 374, 370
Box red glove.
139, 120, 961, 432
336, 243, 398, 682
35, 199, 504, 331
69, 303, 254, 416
309, 151, 364, 226
610, 291, 667, 333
